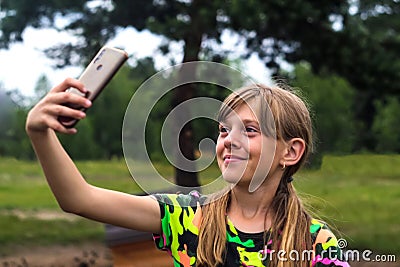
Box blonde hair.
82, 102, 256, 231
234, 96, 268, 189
197, 84, 313, 267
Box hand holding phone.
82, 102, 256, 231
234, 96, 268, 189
58, 46, 128, 128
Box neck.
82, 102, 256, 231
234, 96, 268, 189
227, 176, 281, 233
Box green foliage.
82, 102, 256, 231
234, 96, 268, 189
58, 119, 102, 160
0, 88, 35, 159
0, 89, 16, 156
290, 63, 357, 157
6, 108, 35, 159
372, 97, 400, 153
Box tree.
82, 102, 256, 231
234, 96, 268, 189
33, 74, 52, 103
372, 97, 400, 153
0, 84, 35, 159
58, 118, 102, 159
290, 63, 357, 166
0, 86, 17, 156
284, 0, 400, 150
1, 0, 398, 184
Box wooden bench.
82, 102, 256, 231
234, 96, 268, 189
105, 224, 173, 266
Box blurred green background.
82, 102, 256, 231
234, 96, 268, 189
0, 0, 399, 261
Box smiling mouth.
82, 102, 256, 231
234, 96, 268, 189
223, 155, 248, 164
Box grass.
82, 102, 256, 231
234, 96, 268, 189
0, 155, 399, 256
0, 215, 103, 247
295, 154, 400, 254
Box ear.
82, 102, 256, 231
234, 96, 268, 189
281, 138, 305, 167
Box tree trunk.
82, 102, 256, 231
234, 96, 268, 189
172, 1, 204, 191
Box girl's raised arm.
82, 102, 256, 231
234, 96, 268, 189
26, 78, 161, 233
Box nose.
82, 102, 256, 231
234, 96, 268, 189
224, 130, 241, 150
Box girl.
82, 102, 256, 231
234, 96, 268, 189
26, 78, 349, 266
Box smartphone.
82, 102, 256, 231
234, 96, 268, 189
58, 46, 129, 128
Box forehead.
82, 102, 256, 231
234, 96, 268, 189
221, 101, 260, 124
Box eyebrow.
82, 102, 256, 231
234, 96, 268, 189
219, 118, 260, 125
242, 119, 259, 124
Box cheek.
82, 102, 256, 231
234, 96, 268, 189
257, 140, 276, 171
248, 138, 275, 172
216, 143, 227, 174
247, 139, 262, 161
215, 137, 224, 156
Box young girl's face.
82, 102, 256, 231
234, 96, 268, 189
216, 102, 279, 188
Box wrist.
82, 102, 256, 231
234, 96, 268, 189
26, 127, 53, 139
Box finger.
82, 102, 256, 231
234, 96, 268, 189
50, 77, 87, 95
47, 92, 92, 109
48, 118, 78, 135
46, 104, 87, 120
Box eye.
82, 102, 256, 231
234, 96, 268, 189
219, 126, 228, 133
218, 124, 229, 135
243, 126, 260, 136
245, 127, 258, 133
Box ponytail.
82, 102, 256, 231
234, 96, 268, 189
197, 189, 230, 267
269, 177, 311, 267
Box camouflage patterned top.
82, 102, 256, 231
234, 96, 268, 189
152, 191, 350, 267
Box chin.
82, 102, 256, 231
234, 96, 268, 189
222, 169, 240, 184
221, 168, 247, 185
222, 175, 240, 185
